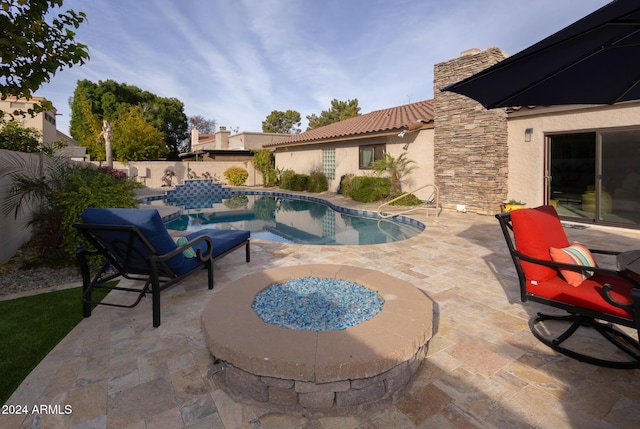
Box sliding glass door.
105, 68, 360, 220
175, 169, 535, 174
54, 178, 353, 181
548, 130, 640, 227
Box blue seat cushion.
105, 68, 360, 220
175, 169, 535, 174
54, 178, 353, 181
186, 229, 250, 258
180, 229, 250, 273
80, 208, 249, 276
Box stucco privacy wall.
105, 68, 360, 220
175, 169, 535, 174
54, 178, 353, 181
274, 131, 435, 200
433, 48, 509, 214
507, 102, 640, 208
0, 150, 39, 264
106, 159, 262, 188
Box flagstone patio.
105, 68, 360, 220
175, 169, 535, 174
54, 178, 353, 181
4, 193, 640, 428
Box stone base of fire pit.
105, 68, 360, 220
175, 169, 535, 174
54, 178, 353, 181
201, 264, 434, 416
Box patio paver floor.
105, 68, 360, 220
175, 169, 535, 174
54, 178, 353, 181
4, 193, 640, 428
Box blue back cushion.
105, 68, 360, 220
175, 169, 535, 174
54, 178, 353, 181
80, 208, 186, 273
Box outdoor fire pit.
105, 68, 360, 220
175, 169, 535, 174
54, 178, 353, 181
201, 264, 433, 415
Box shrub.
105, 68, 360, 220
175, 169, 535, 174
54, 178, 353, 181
340, 174, 354, 198
280, 170, 309, 191
253, 149, 275, 186
0, 154, 141, 266
389, 192, 422, 206
280, 169, 296, 190
291, 174, 309, 191
224, 166, 248, 185
267, 169, 279, 187
349, 176, 391, 203
308, 171, 328, 193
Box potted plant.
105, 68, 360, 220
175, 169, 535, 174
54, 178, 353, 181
501, 199, 526, 212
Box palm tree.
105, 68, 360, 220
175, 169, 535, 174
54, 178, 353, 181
372, 152, 417, 197
1, 153, 82, 261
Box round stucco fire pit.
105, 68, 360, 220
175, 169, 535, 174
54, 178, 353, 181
201, 264, 434, 415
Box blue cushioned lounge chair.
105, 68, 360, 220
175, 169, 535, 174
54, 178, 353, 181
74, 208, 250, 327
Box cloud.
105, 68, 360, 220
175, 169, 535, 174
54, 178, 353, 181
39, 0, 609, 135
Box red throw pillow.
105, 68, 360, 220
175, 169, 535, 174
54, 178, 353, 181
549, 242, 597, 286
511, 205, 569, 281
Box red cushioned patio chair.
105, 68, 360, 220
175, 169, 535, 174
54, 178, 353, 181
74, 208, 250, 327
496, 205, 640, 368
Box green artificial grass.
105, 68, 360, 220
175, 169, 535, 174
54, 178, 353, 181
0, 286, 110, 404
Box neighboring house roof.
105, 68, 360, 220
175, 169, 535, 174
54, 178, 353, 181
264, 99, 434, 148
56, 130, 81, 146
198, 133, 216, 144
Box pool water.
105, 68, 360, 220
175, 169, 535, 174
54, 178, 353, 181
163, 194, 423, 245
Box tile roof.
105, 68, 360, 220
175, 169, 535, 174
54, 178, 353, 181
198, 133, 215, 143
264, 99, 434, 147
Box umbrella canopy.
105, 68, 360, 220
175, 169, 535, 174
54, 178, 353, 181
442, 0, 640, 109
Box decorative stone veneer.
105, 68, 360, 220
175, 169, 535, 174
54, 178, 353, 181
433, 47, 510, 214
209, 344, 427, 415
201, 264, 434, 416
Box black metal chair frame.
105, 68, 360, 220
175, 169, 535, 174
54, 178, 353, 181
496, 211, 640, 369
75, 223, 250, 327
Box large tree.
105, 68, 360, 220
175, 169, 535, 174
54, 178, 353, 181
0, 0, 89, 117
69, 79, 188, 159
189, 115, 216, 134
306, 99, 361, 130
262, 110, 302, 134
112, 105, 166, 161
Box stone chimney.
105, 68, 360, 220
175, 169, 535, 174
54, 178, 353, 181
433, 47, 509, 215
215, 126, 230, 149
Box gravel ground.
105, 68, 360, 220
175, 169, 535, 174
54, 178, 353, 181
0, 241, 82, 298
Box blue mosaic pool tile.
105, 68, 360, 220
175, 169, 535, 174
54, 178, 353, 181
154, 180, 232, 210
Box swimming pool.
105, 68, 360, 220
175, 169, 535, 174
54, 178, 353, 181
162, 193, 424, 245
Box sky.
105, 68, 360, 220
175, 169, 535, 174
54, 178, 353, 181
39, 0, 610, 135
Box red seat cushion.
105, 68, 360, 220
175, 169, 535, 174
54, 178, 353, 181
526, 273, 635, 319
511, 205, 570, 281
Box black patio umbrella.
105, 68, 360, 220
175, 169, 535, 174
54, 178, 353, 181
442, 0, 640, 109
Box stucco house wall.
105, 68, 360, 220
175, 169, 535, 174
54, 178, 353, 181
506, 101, 640, 208
231, 132, 288, 150
273, 129, 435, 200
0, 97, 59, 146
191, 127, 287, 152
